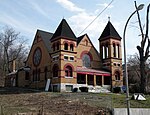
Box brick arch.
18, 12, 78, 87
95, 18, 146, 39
56, 41, 60, 44
69, 42, 75, 46
113, 70, 121, 80
112, 41, 116, 45
63, 41, 69, 50
113, 70, 121, 74
105, 42, 109, 45
63, 63, 74, 71
116, 42, 119, 44
52, 42, 56, 49
116, 43, 121, 47
56, 41, 60, 50
33, 47, 42, 67
101, 42, 109, 46
63, 41, 69, 44
80, 51, 93, 61
101, 43, 105, 46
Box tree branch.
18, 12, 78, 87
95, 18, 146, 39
147, 55, 150, 58
145, 38, 150, 59
134, 1, 145, 48
137, 46, 143, 56
145, 4, 150, 42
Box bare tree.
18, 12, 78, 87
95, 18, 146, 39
0, 26, 29, 86
134, 1, 150, 93
127, 54, 150, 93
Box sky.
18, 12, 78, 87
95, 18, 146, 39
0, 0, 149, 61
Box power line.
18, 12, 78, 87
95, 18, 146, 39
78, 0, 114, 36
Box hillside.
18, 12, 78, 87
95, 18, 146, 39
0, 87, 150, 115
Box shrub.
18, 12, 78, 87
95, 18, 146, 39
79, 87, 88, 92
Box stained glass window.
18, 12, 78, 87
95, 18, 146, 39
82, 54, 91, 67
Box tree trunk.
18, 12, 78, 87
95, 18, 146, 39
137, 46, 146, 93
140, 59, 146, 93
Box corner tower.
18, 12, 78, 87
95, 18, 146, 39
50, 19, 77, 92
99, 21, 123, 89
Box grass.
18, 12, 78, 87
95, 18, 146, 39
102, 93, 150, 108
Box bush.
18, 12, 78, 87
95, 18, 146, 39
129, 84, 140, 93
72, 88, 78, 92
79, 87, 88, 92
113, 87, 121, 93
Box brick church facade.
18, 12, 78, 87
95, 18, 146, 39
9, 19, 123, 92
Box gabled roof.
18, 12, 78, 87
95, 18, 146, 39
37, 29, 53, 52
99, 21, 121, 40
25, 30, 53, 64
77, 34, 100, 57
77, 34, 85, 45
51, 19, 76, 40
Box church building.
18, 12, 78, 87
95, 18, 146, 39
15, 19, 123, 92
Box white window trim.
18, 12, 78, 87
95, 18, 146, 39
69, 56, 74, 61
52, 55, 59, 61
52, 55, 59, 58
64, 55, 74, 61
64, 55, 69, 61
64, 54, 69, 57
65, 76, 73, 78
53, 77, 58, 79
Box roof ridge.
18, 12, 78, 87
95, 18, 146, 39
51, 19, 76, 40
37, 29, 53, 34
99, 21, 121, 40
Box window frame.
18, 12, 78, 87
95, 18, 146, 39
64, 43, 68, 50
70, 44, 74, 51
115, 71, 120, 81
82, 54, 91, 68
53, 65, 59, 78
65, 66, 73, 78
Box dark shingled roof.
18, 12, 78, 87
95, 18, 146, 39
77, 34, 85, 45
51, 19, 76, 40
99, 21, 121, 40
37, 29, 53, 52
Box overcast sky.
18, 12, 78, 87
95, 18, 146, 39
0, 0, 149, 60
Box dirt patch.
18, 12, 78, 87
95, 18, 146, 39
0, 88, 112, 115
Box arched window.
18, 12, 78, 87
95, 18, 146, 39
70, 44, 74, 51
44, 66, 48, 81
106, 43, 109, 58
57, 42, 59, 50
102, 45, 105, 59
33, 70, 35, 81
65, 66, 72, 77
53, 65, 59, 77
82, 54, 91, 67
113, 43, 116, 57
25, 71, 30, 80
117, 44, 120, 58
85, 40, 88, 46
53, 43, 55, 51
115, 71, 120, 80
37, 69, 40, 81
64, 43, 68, 50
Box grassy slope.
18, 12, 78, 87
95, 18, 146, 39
0, 89, 150, 114
100, 93, 150, 108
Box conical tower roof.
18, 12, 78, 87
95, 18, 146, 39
99, 21, 121, 40
51, 19, 76, 40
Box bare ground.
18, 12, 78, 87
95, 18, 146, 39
0, 87, 112, 115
